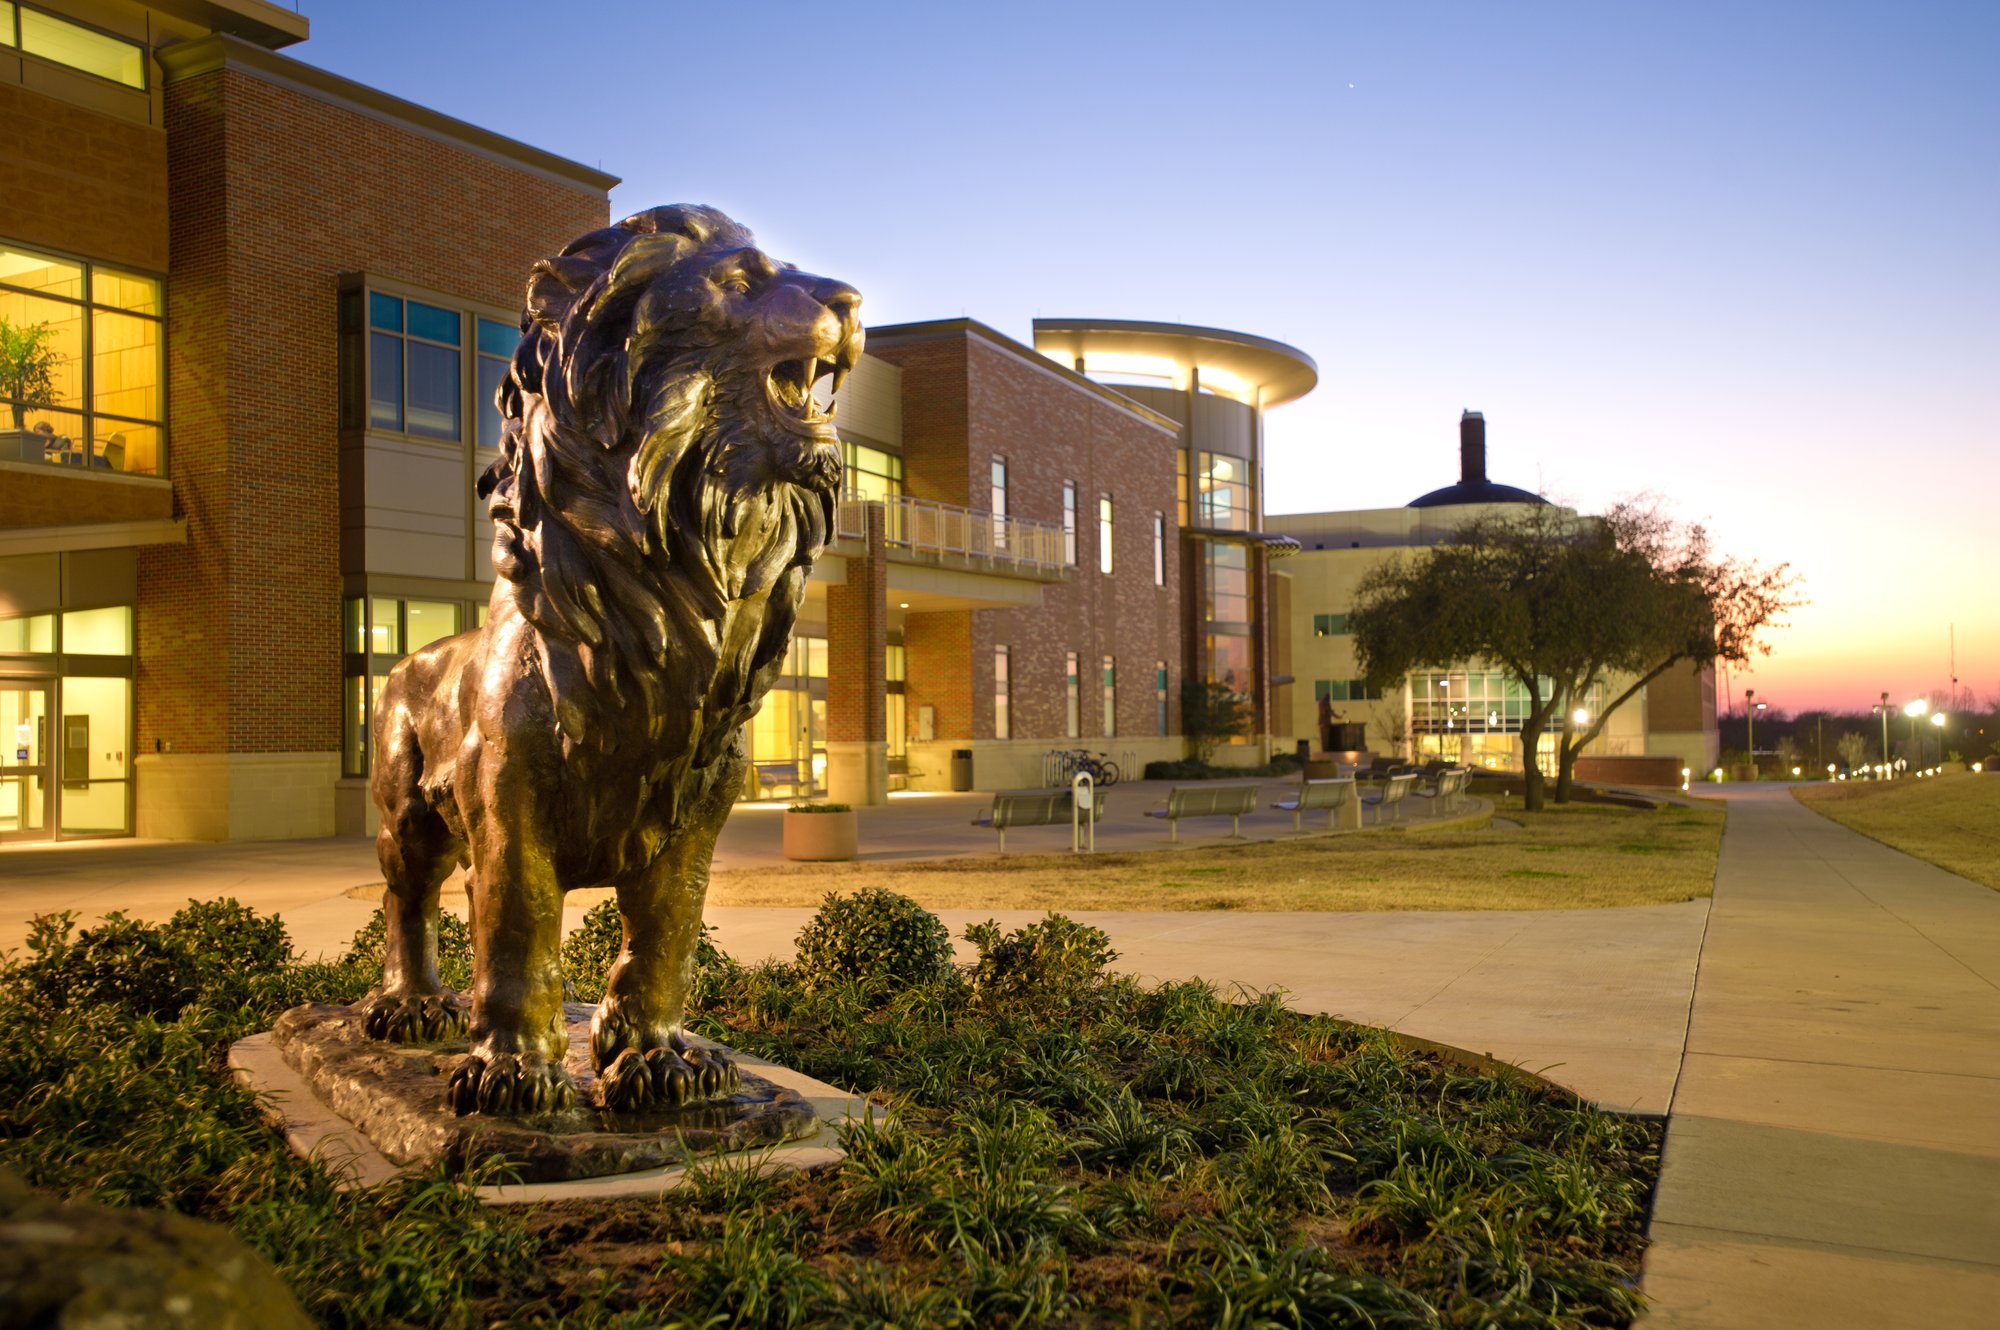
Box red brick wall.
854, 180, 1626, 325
826, 509, 886, 745
873, 328, 1182, 745
0, 468, 173, 527
0, 80, 169, 272
903, 611, 972, 742
142, 67, 607, 757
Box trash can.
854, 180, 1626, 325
1295, 739, 1312, 761
949, 748, 974, 792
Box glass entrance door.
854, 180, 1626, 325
0, 682, 53, 843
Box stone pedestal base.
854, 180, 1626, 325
253, 1001, 817, 1184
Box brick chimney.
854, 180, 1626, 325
1459, 410, 1487, 485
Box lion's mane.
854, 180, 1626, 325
474, 206, 837, 825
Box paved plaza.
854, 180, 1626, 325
1, 779, 1994, 1325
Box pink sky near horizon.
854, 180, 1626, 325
289, 2, 1997, 717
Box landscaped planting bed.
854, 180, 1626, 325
1, 893, 1661, 1327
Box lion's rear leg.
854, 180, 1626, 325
592, 750, 744, 1111
363, 714, 468, 1043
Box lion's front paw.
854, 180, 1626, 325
360, 990, 469, 1043
445, 1050, 576, 1116
599, 1042, 740, 1112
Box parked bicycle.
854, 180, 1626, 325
1068, 749, 1121, 787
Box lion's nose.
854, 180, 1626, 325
815, 278, 862, 327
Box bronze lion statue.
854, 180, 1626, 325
363, 206, 861, 1115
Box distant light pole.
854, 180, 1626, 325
1878, 691, 1891, 774
1931, 710, 1947, 766
1904, 698, 1928, 769
1745, 689, 1767, 776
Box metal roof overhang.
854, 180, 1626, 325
1032, 319, 1318, 407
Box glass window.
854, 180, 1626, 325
1208, 633, 1253, 693
94, 268, 160, 316
344, 598, 366, 653
1155, 661, 1169, 735
476, 318, 513, 450
405, 600, 460, 652
1065, 650, 1080, 739
0, 8, 13, 49
368, 596, 402, 654
1098, 496, 1113, 575
0, 614, 55, 653
990, 457, 1008, 550
994, 645, 1010, 740
1061, 483, 1077, 566
0, 245, 81, 298
1196, 451, 1252, 530
842, 442, 903, 502
60, 606, 130, 655
1152, 512, 1166, 586
1205, 542, 1250, 625
404, 303, 461, 440
369, 330, 404, 430
90, 309, 159, 422
20, 10, 145, 89
1313, 612, 1349, 637
407, 302, 460, 345
885, 643, 906, 683
369, 292, 403, 332
57, 676, 130, 835
1101, 656, 1116, 738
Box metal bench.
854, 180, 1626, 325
753, 761, 802, 797
972, 788, 1104, 852
1415, 767, 1470, 814
1145, 784, 1260, 841
1270, 776, 1360, 832
1360, 772, 1418, 823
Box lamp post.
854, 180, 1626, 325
1903, 698, 1928, 770
1878, 691, 1891, 775
1744, 690, 1767, 779
1931, 710, 1947, 767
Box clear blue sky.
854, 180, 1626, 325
291, 1, 1998, 716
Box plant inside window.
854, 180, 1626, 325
0, 317, 61, 433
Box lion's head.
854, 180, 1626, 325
479, 206, 863, 764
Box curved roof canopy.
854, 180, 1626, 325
1032, 319, 1318, 407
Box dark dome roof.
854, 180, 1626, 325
1408, 479, 1548, 509
1407, 410, 1548, 509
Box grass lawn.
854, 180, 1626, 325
1, 899, 1663, 1328
704, 796, 1725, 913
1792, 772, 2000, 890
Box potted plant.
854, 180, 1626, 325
0, 317, 62, 461
782, 802, 857, 862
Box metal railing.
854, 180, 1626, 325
835, 495, 1069, 575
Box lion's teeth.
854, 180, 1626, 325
830, 367, 846, 397
826, 401, 838, 419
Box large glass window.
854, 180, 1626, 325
1195, 451, 1252, 530
366, 294, 461, 440
843, 441, 904, 502
0, 602, 134, 840
1152, 512, 1166, 586
1062, 483, 1078, 565
886, 643, 907, 761
0, 241, 164, 474
16, 8, 145, 89
1409, 670, 1575, 735
342, 595, 478, 777
1204, 542, 1250, 626
1312, 612, 1349, 637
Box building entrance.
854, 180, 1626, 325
0, 681, 53, 842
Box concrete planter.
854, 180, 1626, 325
1731, 763, 1758, 783
782, 807, 857, 862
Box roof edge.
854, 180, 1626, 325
867, 318, 1181, 434
156, 34, 620, 194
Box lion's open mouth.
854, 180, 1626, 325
765, 357, 844, 440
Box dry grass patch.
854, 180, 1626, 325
705, 797, 1723, 913
1793, 773, 2000, 890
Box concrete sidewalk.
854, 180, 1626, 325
1639, 786, 2000, 1328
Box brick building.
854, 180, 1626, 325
0, 0, 612, 841
0, 4, 1318, 842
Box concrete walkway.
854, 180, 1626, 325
1639, 785, 2000, 1328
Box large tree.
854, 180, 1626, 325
1347, 501, 1800, 810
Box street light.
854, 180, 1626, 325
1904, 698, 1928, 767
1879, 691, 1891, 774
1745, 689, 1767, 776
1932, 710, 1947, 766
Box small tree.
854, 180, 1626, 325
1772, 735, 1800, 773
1835, 731, 1869, 771
1180, 678, 1251, 763
0, 318, 61, 431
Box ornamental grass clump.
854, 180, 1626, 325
793, 888, 953, 993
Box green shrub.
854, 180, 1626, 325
964, 913, 1117, 1007
794, 889, 952, 991
559, 900, 738, 1006
339, 908, 474, 992
787, 802, 852, 813
161, 897, 294, 975
17, 911, 193, 1019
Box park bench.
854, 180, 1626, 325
1270, 777, 1360, 832
972, 788, 1105, 852
1415, 767, 1471, 814
1145, 784, 1260, 842
753, 761, 802, 797
1360, 772, 1418, 823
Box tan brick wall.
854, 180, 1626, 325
0, 80, 169, 272
141, 66, 607, 760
